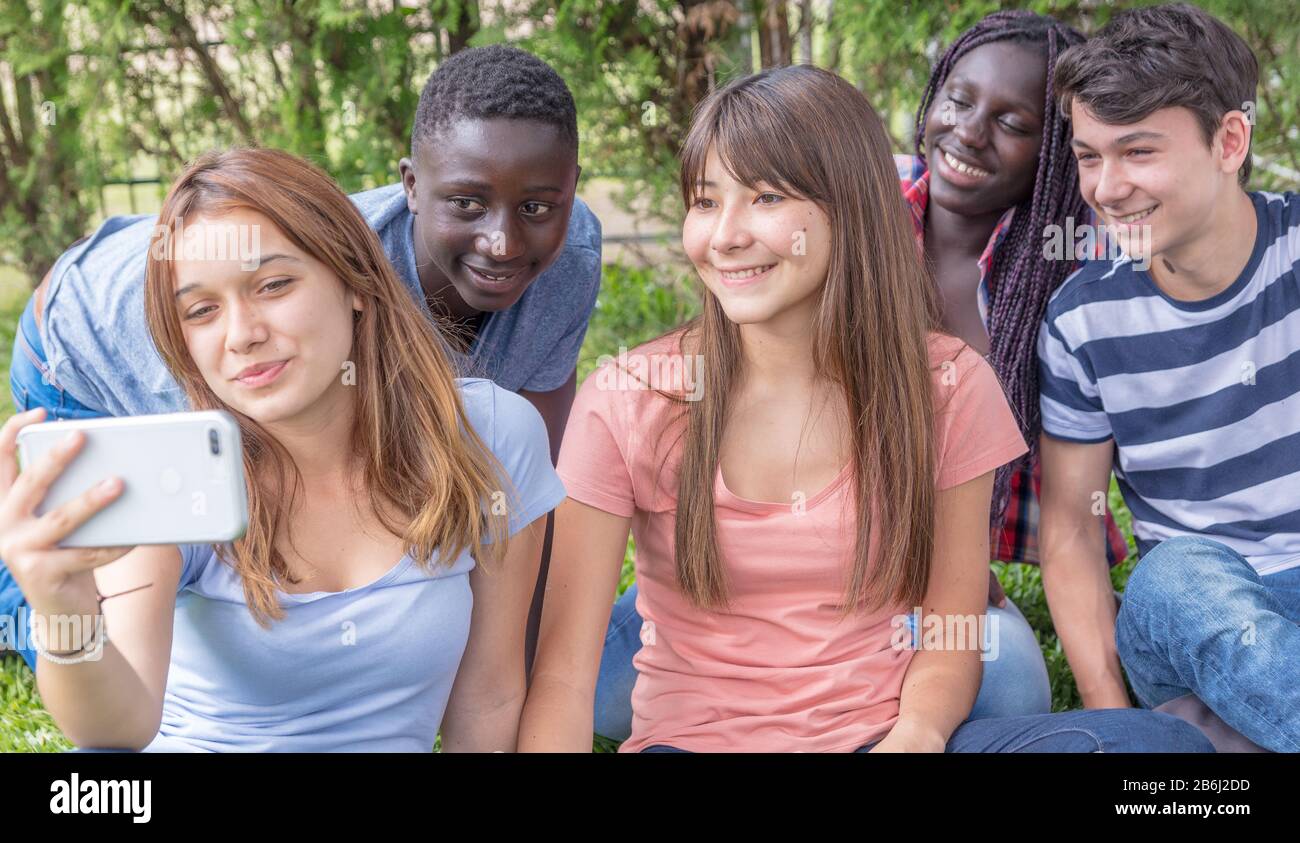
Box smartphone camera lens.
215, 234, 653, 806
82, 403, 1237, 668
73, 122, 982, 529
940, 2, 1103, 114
209, 428, 221, 456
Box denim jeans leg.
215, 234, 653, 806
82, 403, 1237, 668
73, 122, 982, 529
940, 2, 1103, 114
1116, 535, 1300, 753
0, 566, 35, 670
593, 582, 642, 741
654, 710, 1212, 753
1257, 564, 1300, 624
944, 709, 1214, 752
11, 296, 103, 422
968, 596, 1052, 720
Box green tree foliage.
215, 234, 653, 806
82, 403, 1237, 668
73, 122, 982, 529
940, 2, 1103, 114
1, 0, 1296, 283
0, 0, 99, 284
0, 0, 477, 280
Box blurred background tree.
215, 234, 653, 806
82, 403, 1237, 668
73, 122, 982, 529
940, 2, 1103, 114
2, 0, 1295, 284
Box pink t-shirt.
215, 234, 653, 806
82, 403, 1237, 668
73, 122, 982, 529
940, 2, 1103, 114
557, 331, 1028, 752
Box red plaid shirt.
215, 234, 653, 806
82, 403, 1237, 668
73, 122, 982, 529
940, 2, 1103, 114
896, 154, 1129, 566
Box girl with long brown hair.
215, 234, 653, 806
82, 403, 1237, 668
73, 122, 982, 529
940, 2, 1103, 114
518, 65, 1210, 753
0, 148, 563, 751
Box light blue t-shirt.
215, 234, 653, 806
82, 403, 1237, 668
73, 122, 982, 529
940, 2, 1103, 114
38, 185, 602, 416
143, 379, 566, 752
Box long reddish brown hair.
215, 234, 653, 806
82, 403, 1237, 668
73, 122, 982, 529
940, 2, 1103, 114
144, 148, 508, 626
673, 65, 942, 614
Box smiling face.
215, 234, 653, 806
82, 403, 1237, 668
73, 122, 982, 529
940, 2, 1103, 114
924, 40, 1047, 217
398, 117, 579, 318
1069, 104, 1243, 262
171, 208, 361, 426
681, 146, 833, 328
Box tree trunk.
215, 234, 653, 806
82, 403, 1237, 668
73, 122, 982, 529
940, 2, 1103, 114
798, 0, 812, 64
676, 1, 740, 120
0, 2, 93, 284
446, 0, 479, 55
825, 0, 841, 70
752, 0, 791, 69
149, 0, 255, 143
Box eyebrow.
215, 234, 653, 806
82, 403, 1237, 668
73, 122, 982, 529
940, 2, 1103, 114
173, 253, 301, 299
1071, 130, 1167, 151
442, 181, 565, 194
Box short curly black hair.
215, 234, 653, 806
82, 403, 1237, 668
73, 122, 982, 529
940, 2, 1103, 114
411, 44, 578, 157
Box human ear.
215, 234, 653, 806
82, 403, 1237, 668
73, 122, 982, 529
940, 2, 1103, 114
398, 157, 419, 215
1216, 110, 1252, 179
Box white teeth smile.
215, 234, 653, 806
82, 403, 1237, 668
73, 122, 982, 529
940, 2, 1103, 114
468, 266, 516, 281
720, 264, 775, 280
943, 150, 990, 178
1115, 205, 1158, 224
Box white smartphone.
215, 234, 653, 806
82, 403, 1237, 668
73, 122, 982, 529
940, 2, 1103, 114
16, 410, 249, 548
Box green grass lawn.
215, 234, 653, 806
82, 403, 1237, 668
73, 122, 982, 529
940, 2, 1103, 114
0, 262, 1138, 752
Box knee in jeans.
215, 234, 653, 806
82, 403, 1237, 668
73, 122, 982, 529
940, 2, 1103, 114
1125, 536, 1245, 610
1127, 537, 1200, 598
973, 604, 1050, 718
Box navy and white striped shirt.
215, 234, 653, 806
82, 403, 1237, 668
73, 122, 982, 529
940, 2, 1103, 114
1038, 190, 1300, 575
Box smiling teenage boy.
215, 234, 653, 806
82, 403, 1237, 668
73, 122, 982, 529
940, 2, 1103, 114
1036, 3, 1300, 751
0, 44, 601, 671
369, 44, 598, 444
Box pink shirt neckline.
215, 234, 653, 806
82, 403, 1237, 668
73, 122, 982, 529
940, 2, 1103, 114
714, 460, 853, 514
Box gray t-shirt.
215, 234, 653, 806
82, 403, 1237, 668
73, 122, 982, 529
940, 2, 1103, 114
39, 184, 602, 416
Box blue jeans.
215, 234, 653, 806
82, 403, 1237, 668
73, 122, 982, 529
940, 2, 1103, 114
640, 708, 1214, 752
595, 581, 1053, 741
1, 296, 104, 670
1116, 534, 1300, 753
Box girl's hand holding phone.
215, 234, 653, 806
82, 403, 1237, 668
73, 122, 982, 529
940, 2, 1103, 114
0, 408, 133, 619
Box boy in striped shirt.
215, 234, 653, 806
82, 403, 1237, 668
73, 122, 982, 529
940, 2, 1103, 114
1037, 3, 1300, 751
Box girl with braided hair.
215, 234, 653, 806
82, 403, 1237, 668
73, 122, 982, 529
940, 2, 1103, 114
903, 10, 1129, 625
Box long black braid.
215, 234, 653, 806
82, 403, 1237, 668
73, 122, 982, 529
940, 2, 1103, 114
913, 10, 1088, 534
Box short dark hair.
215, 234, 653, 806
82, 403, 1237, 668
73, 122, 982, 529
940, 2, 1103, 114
411, 44, 578, 157
1053, 3, 1258, 185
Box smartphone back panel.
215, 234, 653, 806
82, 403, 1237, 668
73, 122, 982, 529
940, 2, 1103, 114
16, 411, 249, 548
